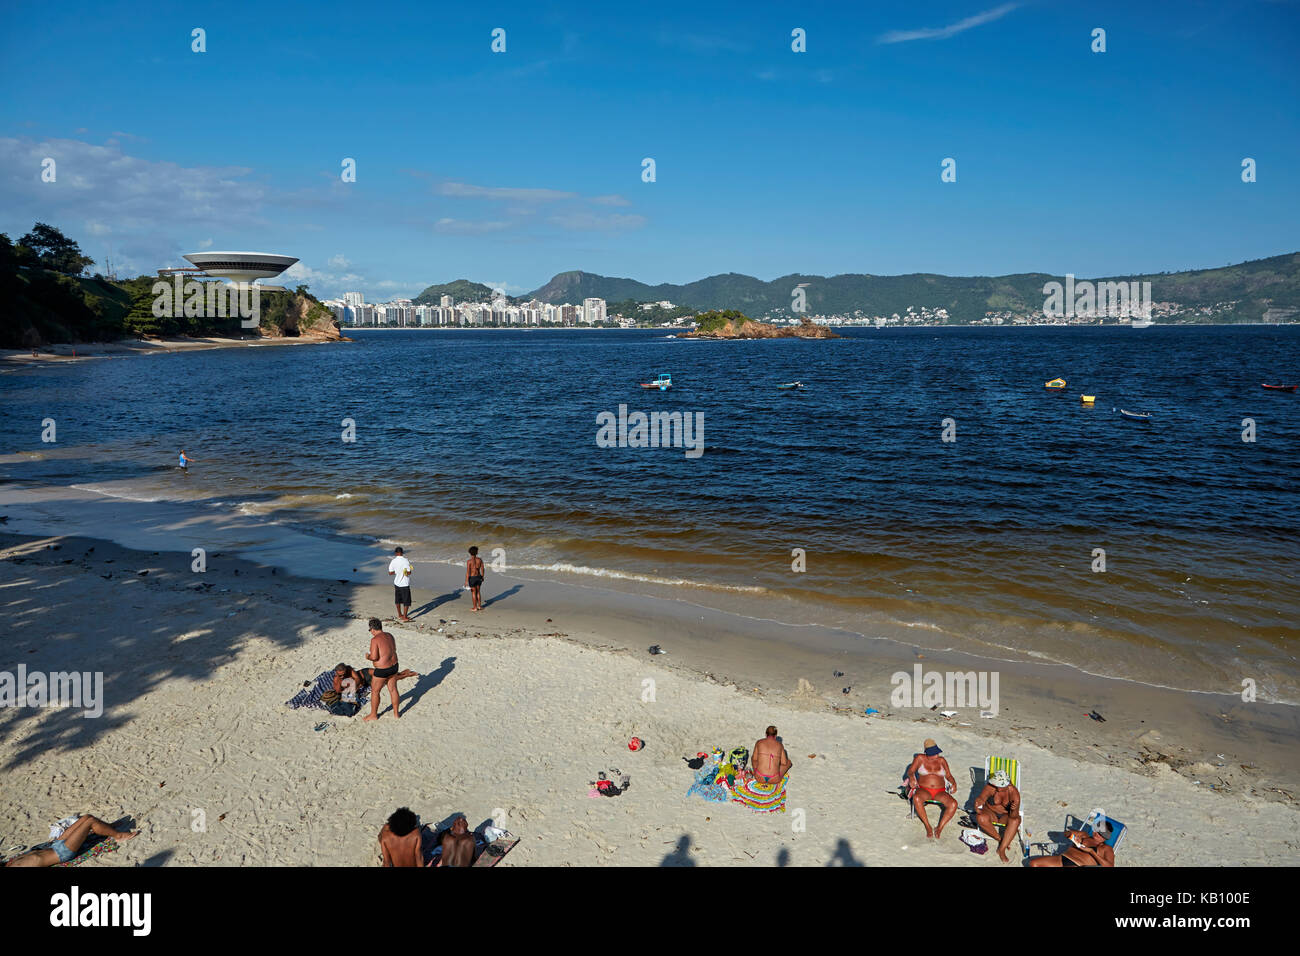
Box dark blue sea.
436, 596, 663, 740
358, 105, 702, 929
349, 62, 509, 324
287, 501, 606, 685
2, 326, 1297, 701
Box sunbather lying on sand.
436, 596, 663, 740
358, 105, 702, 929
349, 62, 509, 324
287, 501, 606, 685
335, 662, 417, 692
1028, 824, 1114, 867
3, 814, 137, 867
437, 816, 474, 867
905, 738, 959, 839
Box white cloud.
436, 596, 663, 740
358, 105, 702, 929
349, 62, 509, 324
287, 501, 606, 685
590, 194, 631, 206
439, 182, 577, 202
327, 253, 351, 269
434, 217, 512, 235
548, 212, 647, 232
878, 3, 1019, 44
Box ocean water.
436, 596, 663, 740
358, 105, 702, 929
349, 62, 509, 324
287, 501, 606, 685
2, 326, 1297, 701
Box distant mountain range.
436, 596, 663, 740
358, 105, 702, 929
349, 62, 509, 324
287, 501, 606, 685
416, 252, 1300, 323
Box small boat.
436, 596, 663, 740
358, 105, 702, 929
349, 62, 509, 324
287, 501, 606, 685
777, 381, 805, 390
1080, 395, 1096, 404
1261, 383, 1297, 392
1115, 408, 1152, 421
1045, 378, 1067, 389
1129, 318, 1153, 329
639, 373, 672, 391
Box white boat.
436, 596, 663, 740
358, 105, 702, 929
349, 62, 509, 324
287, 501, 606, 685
1129, 317, 1153, 328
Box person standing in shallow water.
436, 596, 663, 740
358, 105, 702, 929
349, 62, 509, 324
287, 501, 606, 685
465, 546, 485, 612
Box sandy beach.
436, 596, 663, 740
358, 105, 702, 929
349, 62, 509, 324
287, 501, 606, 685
1, 335, 342, 367
2, 508, 1297, 866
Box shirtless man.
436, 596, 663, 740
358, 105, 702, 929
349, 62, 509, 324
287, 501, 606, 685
378, 807, 424, 867
465, 546, 485, 612
3, 814, 138, 867
750, 725, 792, 784
904, 738, 959, 839
364, 618, 402, 721
438, 816, 475, 867
1028, 823, 1115, 867
973, 769, 1022, 862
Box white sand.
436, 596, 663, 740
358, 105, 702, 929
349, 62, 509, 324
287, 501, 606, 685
2, 532, 1297, 867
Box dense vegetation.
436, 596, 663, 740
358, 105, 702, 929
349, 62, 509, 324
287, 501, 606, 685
691, 309, 751, 333
412, 278, 500, 305
1, 224, 336, 347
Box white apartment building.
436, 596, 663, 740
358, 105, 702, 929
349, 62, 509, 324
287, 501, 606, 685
343, 291, 364, 307
582, 297, 606, 324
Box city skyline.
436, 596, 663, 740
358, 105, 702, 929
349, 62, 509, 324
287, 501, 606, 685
2, 1, 1298, 300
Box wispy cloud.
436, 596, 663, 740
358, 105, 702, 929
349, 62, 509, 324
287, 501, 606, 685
877, 3, 1019, 44
548, 212, 647, 232
439, 182, 576, 202
433, 217, 512, 235
590, 194, 631, 206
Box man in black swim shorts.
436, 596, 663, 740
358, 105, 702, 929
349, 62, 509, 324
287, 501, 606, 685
364, 617, 402, 721
465, 545, 486, 612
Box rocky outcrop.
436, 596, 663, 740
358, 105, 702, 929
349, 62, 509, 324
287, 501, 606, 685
682, 316, 839, 340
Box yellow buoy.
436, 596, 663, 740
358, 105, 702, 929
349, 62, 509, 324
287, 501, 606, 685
1081, 394, 1095, 404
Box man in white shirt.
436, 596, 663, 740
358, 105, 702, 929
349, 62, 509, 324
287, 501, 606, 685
388, 547, 414, 622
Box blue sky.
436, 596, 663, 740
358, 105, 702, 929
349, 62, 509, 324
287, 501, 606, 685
2, 0, 1297, 299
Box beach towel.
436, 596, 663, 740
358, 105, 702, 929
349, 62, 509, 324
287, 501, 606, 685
686, 755, 731, 803
287, 670, 370, 712
731, 774, 789, 813
56, 837, 121, 867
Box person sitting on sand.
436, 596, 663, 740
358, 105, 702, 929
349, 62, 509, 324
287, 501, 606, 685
437, 816, 475, 867
905, 739, 959, 839
364, 618, 402, 722
465, 546, 485, 612
1028, 823, 1115, 867
750, 726, 792, 785
378, 807, 424, 867
3, 814, 138, 867
973, 768, 1022, 862
334, 662, 418, 695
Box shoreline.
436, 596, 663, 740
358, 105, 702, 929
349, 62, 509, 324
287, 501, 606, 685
1, 481, 1297, 805
1, 525, 1297, 866
0, 334, 343, 365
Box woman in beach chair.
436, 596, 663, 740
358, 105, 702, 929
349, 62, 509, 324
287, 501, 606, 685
973, 769, 1022, 863
3, 814, 138, 867
1027, 822, 1115, 867
904, 739, 960, 839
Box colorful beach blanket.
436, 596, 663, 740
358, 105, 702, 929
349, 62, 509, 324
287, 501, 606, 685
686, 755, 731, 803
56, 837, 120, 867
286, 670, 370, 712
731, 774, 789, 813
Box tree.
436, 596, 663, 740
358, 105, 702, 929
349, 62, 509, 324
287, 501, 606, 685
19, 222, 95, 276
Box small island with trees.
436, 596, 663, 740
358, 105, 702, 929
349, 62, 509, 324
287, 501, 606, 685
681, 309, 840, 339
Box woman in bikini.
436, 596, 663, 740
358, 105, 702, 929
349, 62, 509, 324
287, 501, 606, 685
1028, 825, 1115, 867
750, 726, 792, 785
904, 739, 960, 839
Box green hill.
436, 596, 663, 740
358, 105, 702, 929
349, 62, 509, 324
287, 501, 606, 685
516, 253, 1300, 323
412, 278, 501, 305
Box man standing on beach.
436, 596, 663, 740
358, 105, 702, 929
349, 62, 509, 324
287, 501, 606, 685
388, 546, 413, 622
465, 546, 485, 612
364, 617, 402, 721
